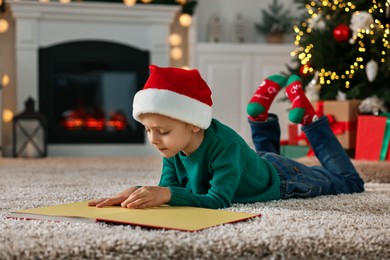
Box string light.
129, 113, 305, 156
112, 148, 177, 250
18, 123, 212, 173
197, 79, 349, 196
0, 19, 9, 33
169, 33, 182, 46
1, 74, 9, 87
292, 0, 389, 89
123, 0, 136, 6
179, 13, 192, 27
2, 109, 13, 123
170, 47, 183, 60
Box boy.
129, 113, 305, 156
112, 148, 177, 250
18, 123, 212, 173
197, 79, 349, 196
88, 65, 364, 209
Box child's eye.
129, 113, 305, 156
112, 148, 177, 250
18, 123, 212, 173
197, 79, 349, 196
160, 130, 170, 135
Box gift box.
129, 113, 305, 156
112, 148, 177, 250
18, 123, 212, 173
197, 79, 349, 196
280, 145, 310, 159
288, 124, 308, 145
288, 124, 299, 145
355, 115, 390, 161
312, 100, 361, 149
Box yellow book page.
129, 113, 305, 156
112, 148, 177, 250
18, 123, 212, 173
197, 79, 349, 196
97, 205, 259, 231
14, 201, 128, 220
14, 201, 260, 231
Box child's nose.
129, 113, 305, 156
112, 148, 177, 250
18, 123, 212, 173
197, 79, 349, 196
149, 132, 160, 145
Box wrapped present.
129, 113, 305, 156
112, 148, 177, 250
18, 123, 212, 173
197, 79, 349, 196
280, 145, 310, 159
355, 115, 390, 161
288, 124, 298, 145
288, 124, 308, 145
312, 100, 361, 149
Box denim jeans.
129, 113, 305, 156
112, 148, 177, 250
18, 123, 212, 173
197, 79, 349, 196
249, 114, 364, 199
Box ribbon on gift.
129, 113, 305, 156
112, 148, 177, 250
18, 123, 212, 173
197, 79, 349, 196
379, 113, 390, 160
325, 114, 357, 135
316, 101, 357, 136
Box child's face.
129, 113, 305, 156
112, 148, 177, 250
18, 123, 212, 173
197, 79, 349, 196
138, 113, 203, 158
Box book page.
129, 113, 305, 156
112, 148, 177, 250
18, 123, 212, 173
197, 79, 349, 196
11, 201, 260, 231
12, 201, 127, 220
98, 205, 260, 231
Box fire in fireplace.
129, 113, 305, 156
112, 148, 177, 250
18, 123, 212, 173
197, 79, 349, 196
39, 40, 149, 144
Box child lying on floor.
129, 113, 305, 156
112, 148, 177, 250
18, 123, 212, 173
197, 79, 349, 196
89, 65, 364, 209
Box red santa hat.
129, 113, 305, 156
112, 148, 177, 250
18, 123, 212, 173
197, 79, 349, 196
132, 65, 213, 129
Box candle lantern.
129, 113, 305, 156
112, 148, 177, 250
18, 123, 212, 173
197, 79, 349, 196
13, 97, 47, 158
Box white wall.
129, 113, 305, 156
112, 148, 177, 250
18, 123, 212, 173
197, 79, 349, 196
194, 0, 301, 43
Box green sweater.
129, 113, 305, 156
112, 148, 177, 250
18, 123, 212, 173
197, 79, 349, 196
158, 119, 280, 209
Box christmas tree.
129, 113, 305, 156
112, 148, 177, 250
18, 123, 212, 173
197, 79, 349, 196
289, 0, 390, 109
255, 0, 294, 35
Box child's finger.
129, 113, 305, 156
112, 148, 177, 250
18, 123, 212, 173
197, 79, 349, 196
96, 197, 122, 208
87, 198, 106, 206
126, 197, 152, 209
121, 192, 148, 208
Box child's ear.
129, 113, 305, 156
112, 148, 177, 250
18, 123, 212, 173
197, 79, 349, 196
191, 125, 202, 133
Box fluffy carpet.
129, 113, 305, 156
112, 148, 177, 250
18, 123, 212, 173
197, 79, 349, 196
1, 157, 389, 259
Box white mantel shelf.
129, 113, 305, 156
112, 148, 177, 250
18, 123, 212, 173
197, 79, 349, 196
11, 1, 178, 23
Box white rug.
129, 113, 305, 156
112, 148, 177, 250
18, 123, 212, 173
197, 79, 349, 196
1, 157, 389, 259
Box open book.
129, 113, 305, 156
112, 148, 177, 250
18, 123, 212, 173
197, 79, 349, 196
7, 201, 260, 232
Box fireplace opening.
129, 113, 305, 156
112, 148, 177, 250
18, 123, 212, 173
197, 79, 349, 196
39, 40, 149, 144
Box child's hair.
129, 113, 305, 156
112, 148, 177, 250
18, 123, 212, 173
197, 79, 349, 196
132, 65, 213, 129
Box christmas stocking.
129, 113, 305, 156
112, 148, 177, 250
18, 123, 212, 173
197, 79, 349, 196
285, 74, 318, 125
247, 74, 287, 121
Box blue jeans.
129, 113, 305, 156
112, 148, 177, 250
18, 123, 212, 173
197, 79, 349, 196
249, 114, 364, 199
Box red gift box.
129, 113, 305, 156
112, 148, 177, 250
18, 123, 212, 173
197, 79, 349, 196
288, 124, 298, 145
355, 115, 390, 161
288, 124, 308, 145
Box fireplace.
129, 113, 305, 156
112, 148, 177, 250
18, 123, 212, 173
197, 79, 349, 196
3, 1, 178, 156
39, 40, 148, 144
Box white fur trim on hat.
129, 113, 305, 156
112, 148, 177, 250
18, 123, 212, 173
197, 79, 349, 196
133, 88, 212, 129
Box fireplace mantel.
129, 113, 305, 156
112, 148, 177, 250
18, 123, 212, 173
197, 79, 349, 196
2, 1, 179, 156
10, 1, 178, 110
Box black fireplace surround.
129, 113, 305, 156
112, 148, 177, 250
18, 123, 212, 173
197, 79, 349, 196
39, 40, 149, 144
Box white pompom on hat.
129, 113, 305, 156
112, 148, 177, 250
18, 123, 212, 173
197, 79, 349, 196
132, 65, 213, 129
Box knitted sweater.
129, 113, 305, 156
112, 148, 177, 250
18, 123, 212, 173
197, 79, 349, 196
159, 118, 280, 209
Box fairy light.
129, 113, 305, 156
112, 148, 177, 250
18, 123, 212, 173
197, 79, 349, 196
1, 74, 9, 87
293, 0, 389, 89
0, 19, 9, 33
169, 33, 182, 46
179, 13, 192, 27
3, 109, 13, 123
123, 0, 136, 6
170, 47, 183, 60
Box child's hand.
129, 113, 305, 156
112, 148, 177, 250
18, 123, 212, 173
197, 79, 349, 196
120, 186, 171, 209
88, 186, 171, 209
88, 186, 140, 208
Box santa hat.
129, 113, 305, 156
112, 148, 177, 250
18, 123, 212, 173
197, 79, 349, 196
132, 65, 213, 129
